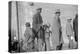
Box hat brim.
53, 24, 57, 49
55, 12, 60, 14
36, 8, 42, 10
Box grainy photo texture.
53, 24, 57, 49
8, 1, 78, 53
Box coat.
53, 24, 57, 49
73, 17, 78, 41
51, 16, 61, 50
66, 22, 73, 36
32, 13, 43, 32
22, 27, 34, 51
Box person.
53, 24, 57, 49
44, 24, 52, 51
37, 26, 45, 51
66, 19, 74, 49
22, 22, 34, 52
73, 14, 78, 49
51, 9, 63, 50
73, 14, 78, 42
32, 8, 43, 33
32, 8, 43, 51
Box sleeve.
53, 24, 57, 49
73, 20, 76, 32
39, 15, 43, 24
33, 14, 38, 24
58, 18, 61, 26
66, 24, 68, 35
24, 30, 30, 41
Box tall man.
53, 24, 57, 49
32, 8, 43, 33
51, 9, 63, 50
32, 8, 43, 51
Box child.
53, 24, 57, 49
22, 22, 34, 52
44, 24, 52, 51
66, 19, 75, 49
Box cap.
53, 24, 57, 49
36, 8, 42, 10
25, 22, 30, 27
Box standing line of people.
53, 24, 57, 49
22, 8, 78, 52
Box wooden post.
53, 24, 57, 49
16, 1, 20, 52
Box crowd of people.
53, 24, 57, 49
9, 7, 78, 52
21, 8, 78, 52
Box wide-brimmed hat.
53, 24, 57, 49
67, 18, 72, 20
55, 9, 60, 14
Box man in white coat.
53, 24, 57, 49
51, 9, 63, 50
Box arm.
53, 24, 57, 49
24, 30, 30, 41
33, 14, 38, 24
58, 18, 62, 30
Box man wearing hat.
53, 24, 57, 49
32, 8, 43, 32
32, 8, 43, 51
51, 9, 63, 50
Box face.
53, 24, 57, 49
67, 19, 71, 23
37, 10, 41, 13
25, 24, 30, 27
56, 13, 60, 16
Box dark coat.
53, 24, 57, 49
33, 13, 43, 24
32, 13, 43, 32
73, 15, 78, 41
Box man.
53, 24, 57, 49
32, 8, 43, 51
32, 8, 43, 33
73, 14, 78, 49
51, 9, 63, 50
73, 14, 78, 42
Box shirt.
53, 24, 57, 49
66, 22, 73, 36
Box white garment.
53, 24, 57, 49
66, 22, 73, 36
51, 16, 61, 50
